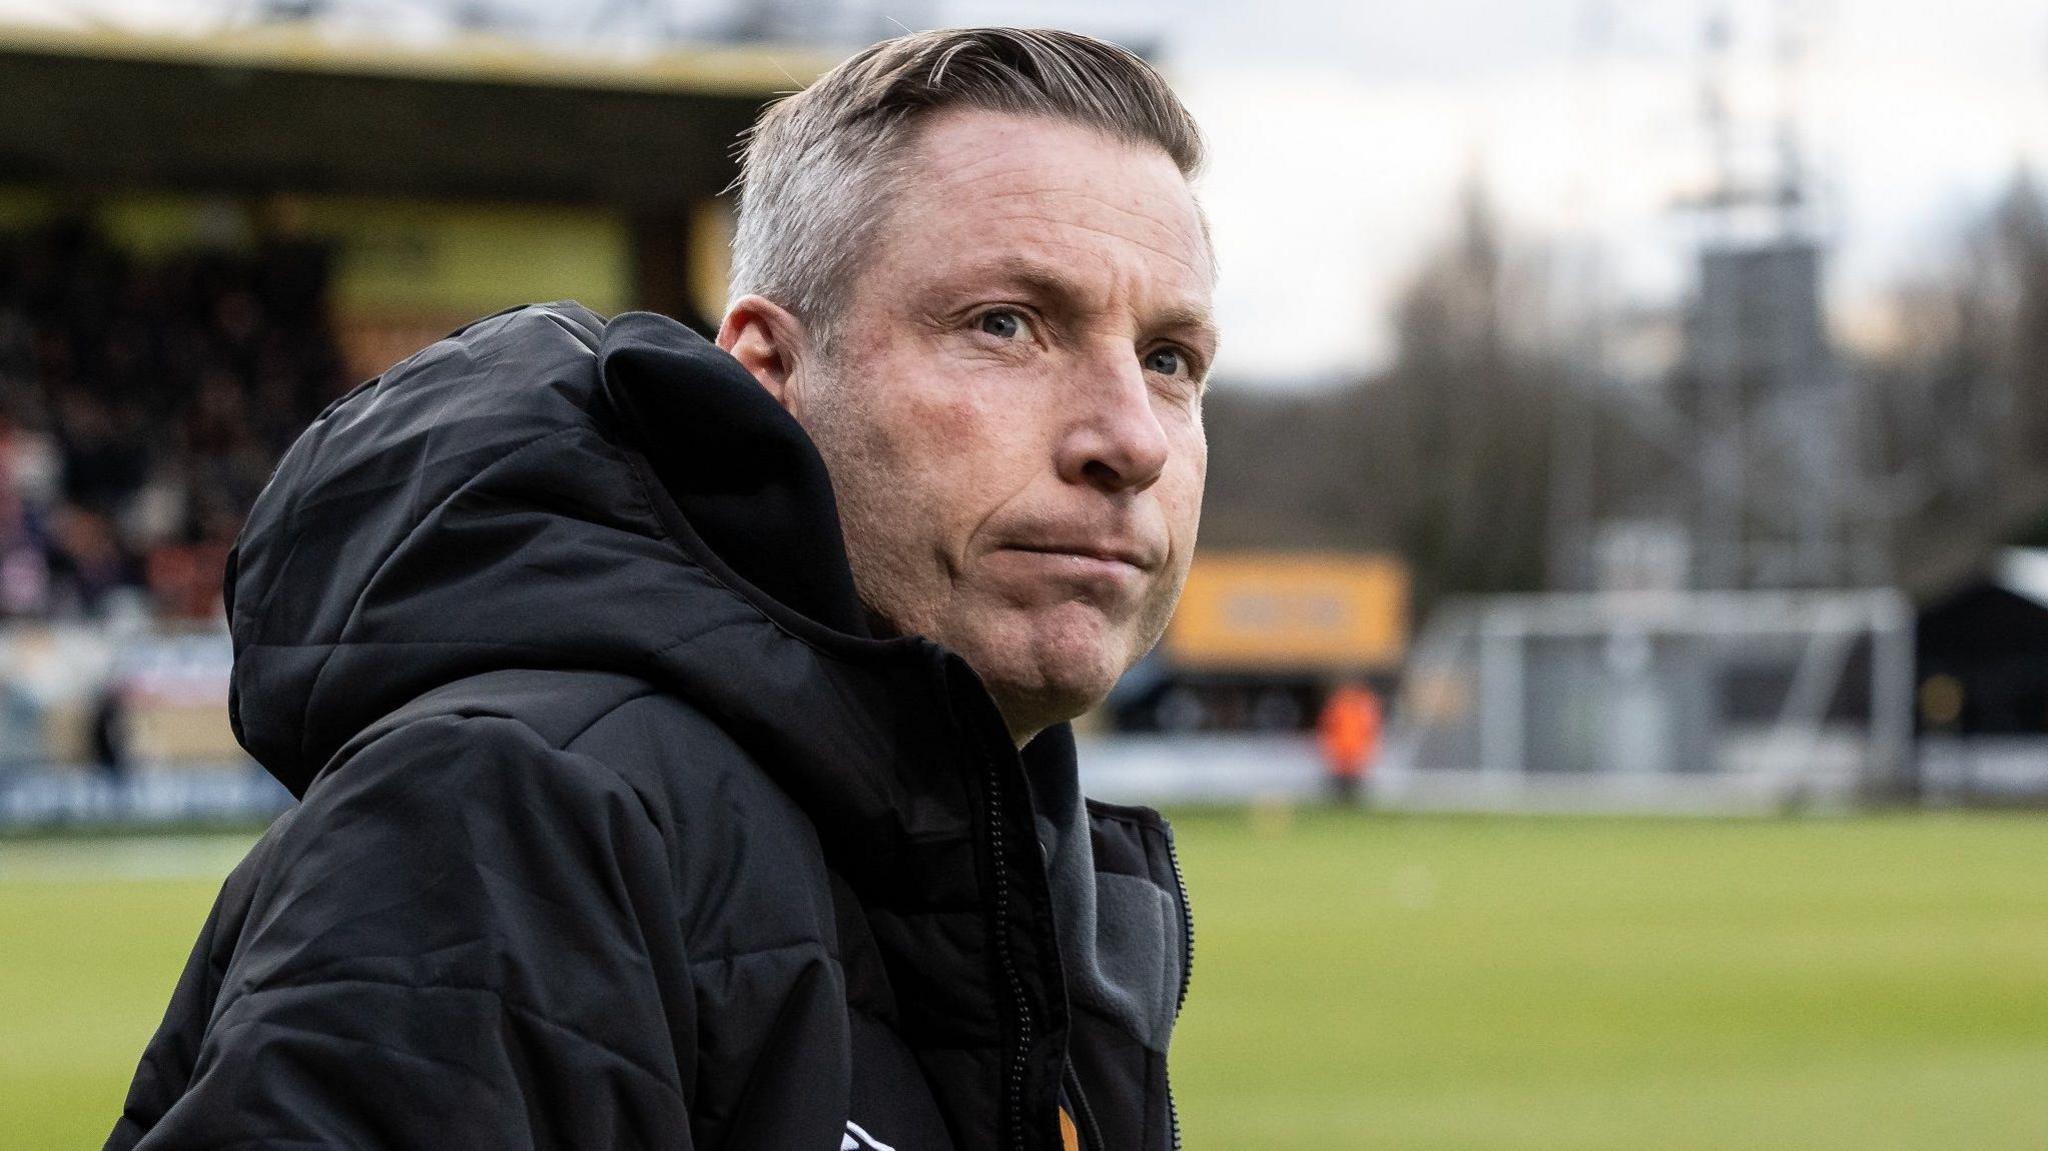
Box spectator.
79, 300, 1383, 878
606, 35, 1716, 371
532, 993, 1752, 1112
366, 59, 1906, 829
1317, 680, 1384, 805
0, 218, 345, 622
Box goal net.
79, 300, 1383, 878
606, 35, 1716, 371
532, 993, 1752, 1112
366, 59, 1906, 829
1376, 590, 1914, 812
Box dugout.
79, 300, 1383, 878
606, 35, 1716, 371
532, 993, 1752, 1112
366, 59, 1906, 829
1915, 548, 2048, 802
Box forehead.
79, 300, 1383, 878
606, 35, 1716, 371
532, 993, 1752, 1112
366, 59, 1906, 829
871, 108, 1214, 304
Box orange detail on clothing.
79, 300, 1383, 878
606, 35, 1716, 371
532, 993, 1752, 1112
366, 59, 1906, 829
1317, 684, 1383, 779
1059, 1106, 1080, 1151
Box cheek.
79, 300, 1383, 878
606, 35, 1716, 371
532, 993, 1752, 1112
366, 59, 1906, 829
902, 388, 983, 455
1163, 423, 1208, 528
826, 391, 945, 497
882, 365, 1037, 508
850, 344, 984, 461
824, 363, 1027, 581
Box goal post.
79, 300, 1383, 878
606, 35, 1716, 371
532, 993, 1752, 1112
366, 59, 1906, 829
1376, 589, 1915, 812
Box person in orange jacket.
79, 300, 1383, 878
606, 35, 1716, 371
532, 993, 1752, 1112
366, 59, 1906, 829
1318, 680, 1383, 804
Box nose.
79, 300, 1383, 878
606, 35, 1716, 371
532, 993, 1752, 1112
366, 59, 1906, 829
1056, 348, 1172, 494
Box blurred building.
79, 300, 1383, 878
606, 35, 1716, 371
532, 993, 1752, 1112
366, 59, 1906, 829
1684, 235, 1866, 589
1915, 548, 2048, 802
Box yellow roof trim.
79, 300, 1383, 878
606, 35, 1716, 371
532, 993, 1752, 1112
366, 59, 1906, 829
0, 19, 835, 98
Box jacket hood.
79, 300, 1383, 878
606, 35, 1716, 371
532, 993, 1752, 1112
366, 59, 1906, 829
229, 303, 980, 809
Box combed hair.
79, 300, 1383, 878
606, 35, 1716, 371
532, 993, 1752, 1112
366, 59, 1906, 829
728, 27, 1206, 348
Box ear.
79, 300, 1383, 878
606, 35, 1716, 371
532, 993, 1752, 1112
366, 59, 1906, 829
717, 294, 810, 416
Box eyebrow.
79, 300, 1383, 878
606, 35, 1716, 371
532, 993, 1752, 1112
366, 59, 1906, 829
1150, 303, 1223, 359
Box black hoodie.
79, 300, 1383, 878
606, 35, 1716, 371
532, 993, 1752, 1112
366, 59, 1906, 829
107, 303, 1191, 1151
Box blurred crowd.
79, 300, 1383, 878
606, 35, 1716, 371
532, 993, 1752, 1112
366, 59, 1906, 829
0, 221, 343, 624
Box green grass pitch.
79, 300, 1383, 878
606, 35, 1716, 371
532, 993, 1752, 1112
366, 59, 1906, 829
3, 811, 2045, 1149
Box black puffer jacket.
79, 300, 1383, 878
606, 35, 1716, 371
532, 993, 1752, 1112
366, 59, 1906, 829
107, 303, 1191, 1151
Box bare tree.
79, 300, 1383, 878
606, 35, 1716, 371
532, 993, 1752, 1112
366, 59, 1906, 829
1862, 167, 2048, 591
1201, 180, 1568, 612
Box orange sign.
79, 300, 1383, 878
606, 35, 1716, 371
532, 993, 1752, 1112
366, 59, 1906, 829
1164, 552, 1408, 671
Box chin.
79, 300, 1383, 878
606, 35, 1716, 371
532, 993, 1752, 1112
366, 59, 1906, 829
961, 606, 1133, 736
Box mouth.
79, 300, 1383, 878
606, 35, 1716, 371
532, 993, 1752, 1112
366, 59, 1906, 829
1002, 542, 1158, 572
985, 539, 1165, 605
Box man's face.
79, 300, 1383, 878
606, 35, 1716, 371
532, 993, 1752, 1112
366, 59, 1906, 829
797, 109, 1214, 743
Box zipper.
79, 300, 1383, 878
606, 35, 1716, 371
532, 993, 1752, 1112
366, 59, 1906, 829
982, 741, 1033, 1151
1164, 822, 1194, 1150
1165, 823, 1194, 1016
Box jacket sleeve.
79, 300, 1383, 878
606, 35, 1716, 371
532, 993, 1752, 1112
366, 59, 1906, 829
123, 713, 699, 1151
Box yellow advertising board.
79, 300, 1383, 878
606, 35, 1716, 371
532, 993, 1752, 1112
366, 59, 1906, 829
1164, 552, 1409, 672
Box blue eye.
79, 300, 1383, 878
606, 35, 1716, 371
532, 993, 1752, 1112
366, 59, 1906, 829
1144, 347, 1187, 376
978, 310, 1026, 339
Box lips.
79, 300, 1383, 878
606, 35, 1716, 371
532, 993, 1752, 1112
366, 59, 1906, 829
979, 530, 1165, 607
1003, 541, 1157, 571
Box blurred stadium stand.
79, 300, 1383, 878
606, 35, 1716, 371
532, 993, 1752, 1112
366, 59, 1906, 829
0, 21, 816, 826
1, 218, 337, 622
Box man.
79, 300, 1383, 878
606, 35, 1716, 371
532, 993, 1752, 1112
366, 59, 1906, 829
109, 26, 1214, 1151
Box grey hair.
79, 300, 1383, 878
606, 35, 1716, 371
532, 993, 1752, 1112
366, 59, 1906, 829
727, 27, 1206, 350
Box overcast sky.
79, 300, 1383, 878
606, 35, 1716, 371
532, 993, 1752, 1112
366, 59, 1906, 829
946, 0, 2048, 385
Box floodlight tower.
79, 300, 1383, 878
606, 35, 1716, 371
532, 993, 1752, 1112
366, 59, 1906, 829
1684, 0, 1855, 589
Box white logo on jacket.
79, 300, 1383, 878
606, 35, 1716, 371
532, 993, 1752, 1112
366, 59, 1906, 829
842, 1120, 896, 1151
